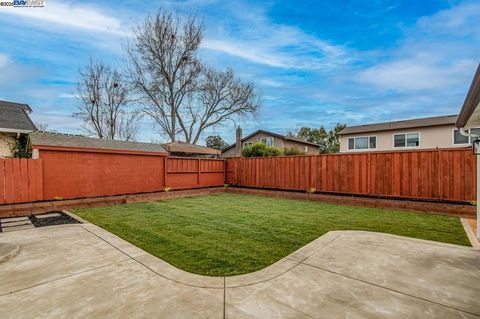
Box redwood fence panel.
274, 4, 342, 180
166, 157, 225, 189
226, 148, 476, 202
0, 158, 43, 204
39, 149, 168, 200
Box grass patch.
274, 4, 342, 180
73, 193, 470, 276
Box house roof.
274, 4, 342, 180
29, 132, 167, 154
456, 64, 480, 129
0, 100, 36, 133
161, 141, 221, 155
222, 129, 322, 153
338, 115, 458, 135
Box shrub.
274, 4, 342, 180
242, 143, 283, 157
283, 147, 304, 156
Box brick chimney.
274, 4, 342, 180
235, 126, 242, 156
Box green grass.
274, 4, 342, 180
73, 193, 470, 276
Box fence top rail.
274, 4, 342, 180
226, 147, 472, 160
34, 145, 168, 157
168, 156, 226, 161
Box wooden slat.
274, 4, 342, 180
226, 148, 475, 202
0, 159, 4, 204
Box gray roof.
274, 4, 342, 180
0, 100, 36, 133
29, 132, 167, 154
339, 115, 458, 135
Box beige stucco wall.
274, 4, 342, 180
0, 133, 15, 157
222, 132, 319, 157
339, 124, 467, 152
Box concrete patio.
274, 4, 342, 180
0, 221, 478, 318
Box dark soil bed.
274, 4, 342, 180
29, 211, 81, 228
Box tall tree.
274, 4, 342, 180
74, 59, 139, 140
205, 135, 228, 150
324, 123, 346, 153
289, 123, 346, 153
128, 11, 259, 143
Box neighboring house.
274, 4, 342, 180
28, 131, 167, 158
0, 100, 37, 157
338, 115, 478, 152
222, 129, 321, 157
161, 141, 221, 158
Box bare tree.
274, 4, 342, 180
128, 11, 202, 142
74, 59, 139, 141
184, 67, 259, 144
128, 11, 259, 143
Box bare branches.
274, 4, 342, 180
128, 11, 260, 144
189, 67, 260, 144
127, 11, 203, 142
74, 59, 139, 141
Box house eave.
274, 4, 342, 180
456, 63, 480, 129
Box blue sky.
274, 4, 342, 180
0, 0, 478, 144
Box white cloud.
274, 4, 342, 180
416, 2, 480, 39
200, 2, 352, 70
357, 59, 474, 91
355, 2, 479, 93
0, 54, 10, 69
0, 2, 125, 35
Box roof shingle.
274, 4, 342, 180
0, 100, 36, 132
29, 132, 167, 154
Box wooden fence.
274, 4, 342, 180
0, 153, 226, 204
1, 147, 476, 205
226, 148, 476, 202
0, 158, 43, 204
166, 157, 225, 190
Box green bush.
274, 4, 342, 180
283, 147, 304, 156
242, 143, 283, 157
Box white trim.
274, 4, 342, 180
392, 131, 421, 149
0, 128, 33, 134
243, 141, 253, 148
453, 128, 480, 146
348, 135, 377, 151
452, 128, 470, 146
260, 137, 274, 147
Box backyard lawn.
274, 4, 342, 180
73, 193, 470, 276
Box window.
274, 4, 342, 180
453, 128, 480, 145
260, 137, 273, 147
393, 133, 419, 148
243, 142, 252, 148
348, 136, 376, 150
453, 129, 469, 144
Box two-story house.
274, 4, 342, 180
338, 115, 478, 152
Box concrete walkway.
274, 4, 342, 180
0, 223, 478, 318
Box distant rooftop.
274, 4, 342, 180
0, 100, 36, 133
29, 132, 167, 154
161, 141, 221, 155
222, 129, 322, 153
339, 115, 458, 135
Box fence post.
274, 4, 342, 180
197, 158, 201, 186
438, 149, 443, 200
164, 156, 168, 188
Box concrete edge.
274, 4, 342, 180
461, 218, 480, 249
0, 243, 20, 263
55, 216, 478, 291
